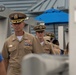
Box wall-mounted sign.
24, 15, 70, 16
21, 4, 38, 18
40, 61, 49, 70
0, 5, 5, 12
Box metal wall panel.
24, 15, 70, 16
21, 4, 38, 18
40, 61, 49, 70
0, 0, 68, 39
0, 0, 40, 34
28, 0, 69, 13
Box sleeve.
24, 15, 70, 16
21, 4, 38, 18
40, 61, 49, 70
2, 41, 9, 59
0, 54, 3, 62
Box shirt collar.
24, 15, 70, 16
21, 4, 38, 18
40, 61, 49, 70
23, 31, 29, 40
12, 31, 27, 41
12, 33, 17, 41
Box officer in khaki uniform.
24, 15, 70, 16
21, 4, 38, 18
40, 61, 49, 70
2, 12, 39, 75
33, 23, 55, 54
44, 32, 60, 55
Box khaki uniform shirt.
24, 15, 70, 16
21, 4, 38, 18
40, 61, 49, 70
33, 36, 54, 54
2, 32, 35, 75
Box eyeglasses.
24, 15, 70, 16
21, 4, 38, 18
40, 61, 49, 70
37, 31, 44, 33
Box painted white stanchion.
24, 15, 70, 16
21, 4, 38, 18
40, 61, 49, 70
69, 0, 76, 75
58, 26, 64, 50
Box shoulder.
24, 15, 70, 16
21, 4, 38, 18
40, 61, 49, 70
3, 34, 14, 45
6, 33, 14, 40
25, 32, 34, 37
4, 34, 14, 43
25, 32, 34, 38
24, 32, 34, 40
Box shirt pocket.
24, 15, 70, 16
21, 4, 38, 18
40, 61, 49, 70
8, 46, 17, 58
24, 45, 33, 54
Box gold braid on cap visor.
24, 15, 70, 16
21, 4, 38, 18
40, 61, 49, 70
11, 19, 25, 23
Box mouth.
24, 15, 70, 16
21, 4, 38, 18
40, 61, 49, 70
15, 28, 20, 31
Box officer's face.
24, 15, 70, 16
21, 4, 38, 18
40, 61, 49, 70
12, 22, 24, 32
36, 31, 44, 39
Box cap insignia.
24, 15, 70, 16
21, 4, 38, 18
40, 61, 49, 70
14, 14, 18, 19
40, 26, 42, 29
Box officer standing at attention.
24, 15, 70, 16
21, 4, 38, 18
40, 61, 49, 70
33, 23, 55, 54
2, 12, 37, 75
0, 54, 6, 75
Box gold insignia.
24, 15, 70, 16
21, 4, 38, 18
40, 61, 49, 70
40, 22, 45, 25
40, 26, 42, 29
9, 45, 13, 47
14, 14, 18, 19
